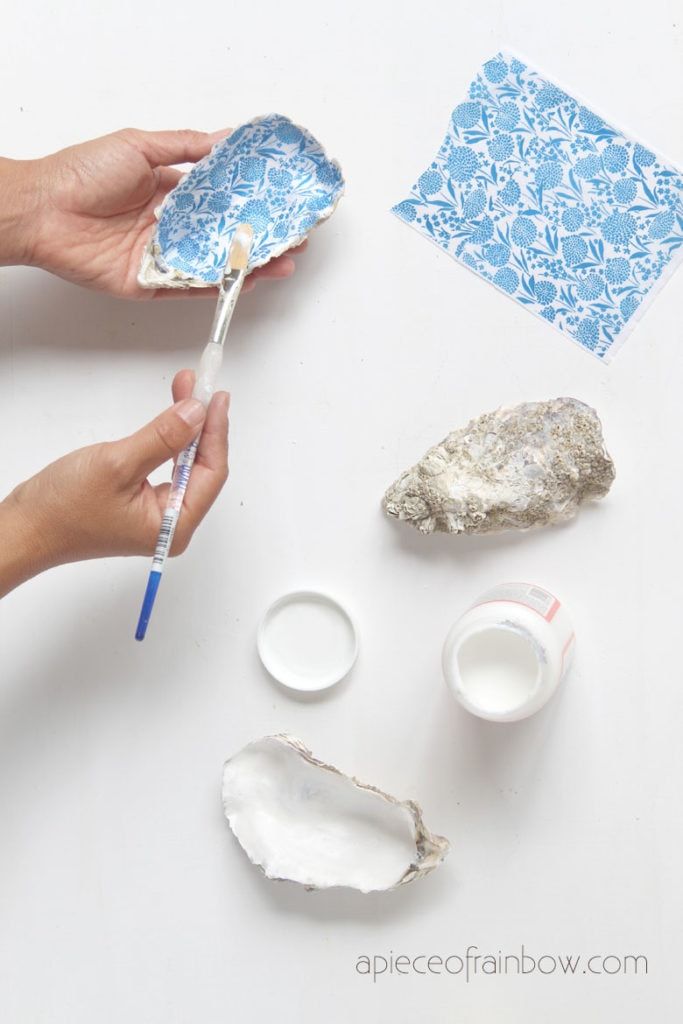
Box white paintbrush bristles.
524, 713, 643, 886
228, 223, 254, 272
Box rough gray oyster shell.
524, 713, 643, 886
383, 398, 615, 536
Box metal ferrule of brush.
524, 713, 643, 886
208, 269, 245, 348
206, 222, 254, 348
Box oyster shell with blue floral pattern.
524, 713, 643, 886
139, 114, 344, 288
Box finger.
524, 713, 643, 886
170, 370, 196, 470
195, 391, 230, 474
157, 167, 184, 192
116, 399, 206, 480
171, 368, 195, 403
173, 392, 230, 551
123, 127, 231, 168
234, 260, 294, 295
251, 255, 296, 280
151, 244, 300, 299
152, 286, 219, 300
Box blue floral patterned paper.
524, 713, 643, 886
140, 114, 344, 287
393, 54, 683, 359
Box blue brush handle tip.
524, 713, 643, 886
135, 570, 163, 641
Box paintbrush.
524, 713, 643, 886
135, 223, 254, 641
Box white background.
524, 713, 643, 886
1, 1, 682, 1021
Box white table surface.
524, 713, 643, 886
1, 2, 682, 1020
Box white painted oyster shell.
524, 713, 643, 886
383, 397, 615, 535
139, 113, 344, 289
221, 735, 449, 892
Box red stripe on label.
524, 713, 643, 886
474, 597, 558, 622
546, 598, 561, 622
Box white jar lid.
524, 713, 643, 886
257, 590, 358, 693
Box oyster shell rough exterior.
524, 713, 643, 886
221, 735, 449, 892
383, 397, 615, 536
139, 113, 344, 289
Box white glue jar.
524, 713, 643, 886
442, 583, 575, 722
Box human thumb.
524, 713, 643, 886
116, 399, 206, 481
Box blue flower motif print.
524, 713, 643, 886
562, 207, 584, 230
177, 237, 200, 260
499, 179, 520, 205
307, 195, 331, 212
578, 106, 603, 132
648, 209, 674, 238
418, 169, 442, 194
268, 168, 292, 188
605, 257, 630, 283
175, 193, 194, 211
535, 161, 563, 189
633, 143, 655, 167
577, 274, 604, 300
494, 267, 519, 292
483, 242, 510, 266
316, 163, 341, 186
393, 52, 683, 359
602, 144, 628, 173
209, 162, 229, 188
470, 216, 494, 243
620, 295, 639, 319
483, 58, 508, 83
612, 178, 637, 203
241, 198, 271, 231
488, 134, 514, 161
535, 84, 564, 109
575, 155, 602, 179
561, 234, 588, 265
463, 189, 486, 218
452, 101, 481, 128
447, 146, 479, 181
577, 318, 599, 347
535, 280, 557, 304
208, 193, 231, 214
239, 157, 266, 181
275, 121, 302, 143
395, 200, 416, 222
510, 216, 537, 246
496, 102, 520, 131
600, 211, 637, 244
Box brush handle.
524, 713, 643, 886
154, 340, 224, 570
134, 341, 224, 640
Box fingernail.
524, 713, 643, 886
176, 398, 205, 427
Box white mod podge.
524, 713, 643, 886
442, 583, 574, 722
456, 627, 540, 716
257, 591, 358, 692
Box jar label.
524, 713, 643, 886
472, 582, 560, 622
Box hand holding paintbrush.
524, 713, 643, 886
134, 224, 254, 640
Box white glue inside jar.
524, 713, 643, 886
442, 583, 574, 722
